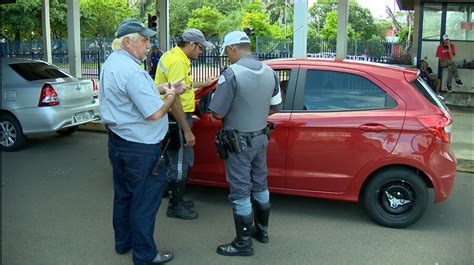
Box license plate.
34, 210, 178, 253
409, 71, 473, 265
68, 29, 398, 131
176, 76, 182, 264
73, 111, 92, 123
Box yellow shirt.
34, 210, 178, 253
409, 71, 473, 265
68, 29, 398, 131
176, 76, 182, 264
154, 46, 195, 112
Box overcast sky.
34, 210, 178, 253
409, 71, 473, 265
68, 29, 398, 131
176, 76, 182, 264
307, 0, 400, 19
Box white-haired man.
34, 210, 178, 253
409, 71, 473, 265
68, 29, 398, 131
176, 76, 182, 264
100, 18, 190, 265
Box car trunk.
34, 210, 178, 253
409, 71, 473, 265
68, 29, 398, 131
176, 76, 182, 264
35, 78, 94, 108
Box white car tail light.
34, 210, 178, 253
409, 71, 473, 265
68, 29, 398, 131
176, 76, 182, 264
92, 79, 99, 99
38, 84, 60, 107
416, 114, 452, 143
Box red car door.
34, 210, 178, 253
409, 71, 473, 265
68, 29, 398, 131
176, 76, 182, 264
189, 65, 298, 189
285, 65, 406, 193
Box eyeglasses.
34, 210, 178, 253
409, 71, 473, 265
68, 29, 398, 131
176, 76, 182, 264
195, 43, 204, 51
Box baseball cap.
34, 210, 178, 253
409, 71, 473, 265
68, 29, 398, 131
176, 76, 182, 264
220, 31, 251, 55
442, 34, 449, 40
182, 28, 213, 49
152, 44, 159, 49
115, 18, 156, 38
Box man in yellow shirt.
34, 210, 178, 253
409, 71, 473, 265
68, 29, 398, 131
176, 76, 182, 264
155, 28, 216, 220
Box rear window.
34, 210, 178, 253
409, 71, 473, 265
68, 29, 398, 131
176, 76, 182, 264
9, 62, 69, 81
411, 77, 449, 113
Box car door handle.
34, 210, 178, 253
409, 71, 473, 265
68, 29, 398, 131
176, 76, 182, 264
359, 123, 388, 132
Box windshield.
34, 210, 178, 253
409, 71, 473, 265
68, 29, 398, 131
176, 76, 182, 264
9, 62, 70, 81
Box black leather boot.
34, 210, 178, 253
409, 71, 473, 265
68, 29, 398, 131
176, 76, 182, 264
252, 200, 270, 243
216, 213, 254, 256
167, 181, 198, 220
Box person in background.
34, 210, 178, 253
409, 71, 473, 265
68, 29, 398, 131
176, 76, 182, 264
418, 59, 441, 95
147, 44, 163, 79
209, 30, 282, 257
100, 18, 188, 265
436, 34, 463, 92
154, 28, 216, 220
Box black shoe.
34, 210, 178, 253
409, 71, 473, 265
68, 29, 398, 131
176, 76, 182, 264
167, 205, 199, 219
217, 239, 254, 256
216, 213, 254, 256
252, 226, 269, 243
446, 84, 452, 92
455, 79, 464, 87
252, 200, 270, 243
183, 199, 195, 209
116, 247, 132, 255
167, 181, 198, 219
143, 251, 174, 265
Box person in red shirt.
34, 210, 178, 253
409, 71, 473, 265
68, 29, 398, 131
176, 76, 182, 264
436, 34, 464, 92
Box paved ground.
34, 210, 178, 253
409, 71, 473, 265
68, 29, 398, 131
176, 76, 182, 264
2, 132, 473, 265
450, 107, 473, 172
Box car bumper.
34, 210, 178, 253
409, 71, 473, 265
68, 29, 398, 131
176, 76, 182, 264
425, 145, 457, 203
13, 100, 101, 135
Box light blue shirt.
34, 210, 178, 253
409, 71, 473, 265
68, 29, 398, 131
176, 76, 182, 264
99, 49, 168, 144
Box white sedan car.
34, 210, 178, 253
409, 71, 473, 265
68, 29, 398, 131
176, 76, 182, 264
1, 58, 100, 151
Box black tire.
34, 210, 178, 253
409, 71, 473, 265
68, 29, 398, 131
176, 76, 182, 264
363, 167, 428, 228
1, 113, 27, 152
56, 126, 79, 136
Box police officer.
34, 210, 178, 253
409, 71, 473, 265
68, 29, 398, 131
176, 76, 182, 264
155, 28, 216, 220
100, 18, 188, 265
147, 44, 163, 79
209, 30, 282, 256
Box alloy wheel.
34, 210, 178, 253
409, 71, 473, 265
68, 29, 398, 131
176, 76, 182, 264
1, 120, 17, 148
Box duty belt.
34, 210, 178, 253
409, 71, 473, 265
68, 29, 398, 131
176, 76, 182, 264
239, 129, 266, 138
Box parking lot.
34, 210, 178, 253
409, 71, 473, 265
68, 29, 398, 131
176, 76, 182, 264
2, 131, 473, 265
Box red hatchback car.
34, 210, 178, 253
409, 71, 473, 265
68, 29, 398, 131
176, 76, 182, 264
188, 58, 456, 228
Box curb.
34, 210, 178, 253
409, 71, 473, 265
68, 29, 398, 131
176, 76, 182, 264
79, 123, 474, 174
457, 159, 474, 173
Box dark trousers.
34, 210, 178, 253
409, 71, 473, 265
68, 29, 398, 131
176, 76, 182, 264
166, 114, 194, 183
108, 131, 166, 264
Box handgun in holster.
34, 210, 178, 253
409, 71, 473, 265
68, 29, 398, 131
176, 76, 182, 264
226, 130, 243, 153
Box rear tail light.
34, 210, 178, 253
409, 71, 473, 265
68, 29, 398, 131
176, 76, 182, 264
416, 114, 452, 142
92, 79, 99, 99
38, 84, 60, 107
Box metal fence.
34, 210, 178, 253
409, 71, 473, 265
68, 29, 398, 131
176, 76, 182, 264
2, 37, 410, 81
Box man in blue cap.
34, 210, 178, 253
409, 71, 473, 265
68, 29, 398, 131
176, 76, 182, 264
147, 44, 163, 79
101, 18, 191, 265
209, 30, 282, 256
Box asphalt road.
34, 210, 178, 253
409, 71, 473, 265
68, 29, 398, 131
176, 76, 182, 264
2, 132, 473, 265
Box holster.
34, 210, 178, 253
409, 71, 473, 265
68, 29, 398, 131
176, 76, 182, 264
214, 130, 229, 160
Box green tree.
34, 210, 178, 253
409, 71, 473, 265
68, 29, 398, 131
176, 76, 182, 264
80, 0, 135, 39
320, 11, 356, 40
169, 0, 207, 36
241, 0, 272, 37
49, 0, 68, 39
0, 0, 42, 41
186, 6, 224, 37
309, 0, 380, 40
218, 10, 246, 36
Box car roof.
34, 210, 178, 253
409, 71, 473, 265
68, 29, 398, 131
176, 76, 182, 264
2, 57, 48, 64
263, 57, 419, 82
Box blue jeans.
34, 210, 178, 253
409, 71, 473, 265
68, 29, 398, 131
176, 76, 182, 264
108, 130, 166, 264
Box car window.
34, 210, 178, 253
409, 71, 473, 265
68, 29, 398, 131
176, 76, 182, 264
412, 77, 449, 113
301, 70, 397, 111
274, 69, 292, 106
9, 62, 69, 81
